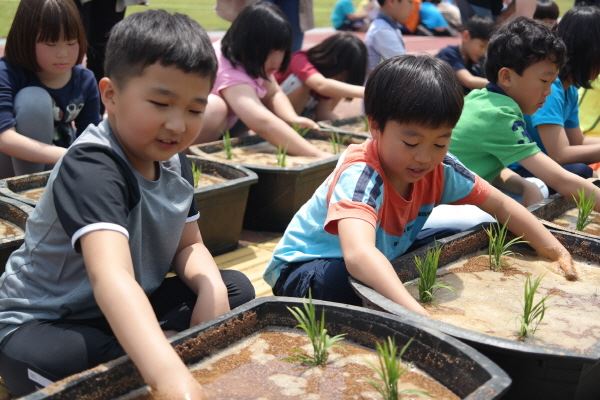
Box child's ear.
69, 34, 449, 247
497, 67, 513, 88
368, 116, 382, 139
461, 30, 471, 41
99, 77, 117, 112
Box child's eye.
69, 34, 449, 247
189, 110, 204, 116
149, 100, 168, 108
402, 141, 418, 148
67, 41, 78, 46
434, 144, 446, 149
541, 79, 549, 84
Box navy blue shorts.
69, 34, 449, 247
273, 258, 363, 306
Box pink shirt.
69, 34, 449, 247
275, 51, 329, 102
212, 48, 269, 128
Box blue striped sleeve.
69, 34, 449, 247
330, 162, 384, 211
440, 153, 478, 204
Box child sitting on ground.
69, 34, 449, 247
0, 10, 254, 398
436, 16, 495, 93
450, 17, 600, 207
331, 0, 370, 31
517, 6, 600, 180
0, 0, 101, 179
263, 55, 576, 316
195, 2, 328, 158
419, 0, 455, 36
276, 33, 367, 121
365, 0, 414, 73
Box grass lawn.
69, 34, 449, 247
0, 0, 338, 38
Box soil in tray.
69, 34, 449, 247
336, 121, 369, 135
206, 139, 351, 167
196, 173, 226, 188
18, 187, 45, 202
124, 328, 457, 400
0, 219, 23, 240
552, 208, 600, 236
405, 252, 600, 352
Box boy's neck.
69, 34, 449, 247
379, 7, 399, 23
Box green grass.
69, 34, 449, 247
0, 0, 339, 38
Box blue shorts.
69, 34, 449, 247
273, 258, 363, 306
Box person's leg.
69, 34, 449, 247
273, 258, 363, 306
0, 319, 122, 397
194, 94, 229, 143
561, 163, 593, 179
315, 97, 343, 121
9, 87, 55, 177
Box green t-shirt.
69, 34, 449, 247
449, 88, 540, 182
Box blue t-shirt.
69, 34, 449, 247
365, 12, 406, 73
263, 140, 491, 287
0, 59, 101, 146
436, 45, 484, 93
331, 0, 356, 29
420, 2, 449, 29
525, 78, 579, 154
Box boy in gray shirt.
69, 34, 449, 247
0, 10, 254, 398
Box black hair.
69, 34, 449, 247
556, 6, 600, 88
533, 0, 560, 20
5, 0, 87, 73
463, 16, 495, 41
365, 55, 463, 131
104, 10, 217, 88
484, 17, 565, 84
306, 33, 367, 85
221, 2, 292, 79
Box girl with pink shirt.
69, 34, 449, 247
196, 2, 328, 158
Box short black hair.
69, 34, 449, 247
556, 6, 600, 88
365, 55, 464, 131
463, 16, 495, 41
221, 2, 291, 79
5, 0, 87, 73
104, 10, 217, 88
533, 0, 560, 20
307, 33, 367, 86
484, 17, 565, 84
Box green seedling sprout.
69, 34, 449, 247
485, 219, 528, 271
362, 115, 369, 132
330, 131, 341, 154
287, 291, 345, 366
573, 188, 595, 231
368, 337, 428, 400
518, 275, 550, 339
191, 162, 202, 188
415, 244, 452, 303
222, 130, 233, 160
276, 145, 287, 167
292, 123, 310, 137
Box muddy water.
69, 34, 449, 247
124, 329, 457, 400
0, 219, 23, 240
552, 208, 600, 236
405, 252, 600, 352
18, 187, 45, 202
206, 139, 350, 167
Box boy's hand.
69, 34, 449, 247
290, 116, 319, 130
153, 370, 207, 400
556, 250, 578, 281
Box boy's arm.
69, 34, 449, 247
455, 69, 488, 90
372, 29, 406, 59
221, 83, 327, 157
337, 217, 429, 316
173, 221, 230, 326
477, 185, 577, 280
304, 73, 364, 99
80, 230, 206, 399
262, 77, 319, 130
491, 167, 543, 206
520, 152, 600, 212
538, 124, 600, 164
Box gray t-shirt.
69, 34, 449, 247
0, 119, 198, 342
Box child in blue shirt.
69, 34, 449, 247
332, 0, 369, 31
264, 55, 576, 316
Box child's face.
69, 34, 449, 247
101, 64, 211, 177
462, 35, 488, 64
500, 59, 559, 115
264, 50, 285, 77
35, 36, 79, 77
370, 119, 452, 195
389, 0, 414, 24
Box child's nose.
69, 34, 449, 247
165, 113, 186, 133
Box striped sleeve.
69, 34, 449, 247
440, 153, 491, 205
324, 162, 384, 234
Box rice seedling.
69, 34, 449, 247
518, 275, 550, 339
330, 131, 341, 154
573, 188, 595, 231
191, 161, 201, 188
485, 219, 528, 271
414, 244, 452, 303
292, 123, 310, 137
222, 130, 233, 160
276, 145, 287, 167
368, 337, 428, 400
287, 291, 345, 366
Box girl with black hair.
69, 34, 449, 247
195, 2, 328, 158
523, 6, 600, 179
276, 32, 367, 121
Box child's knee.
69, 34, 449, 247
13, 87, 54, 138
